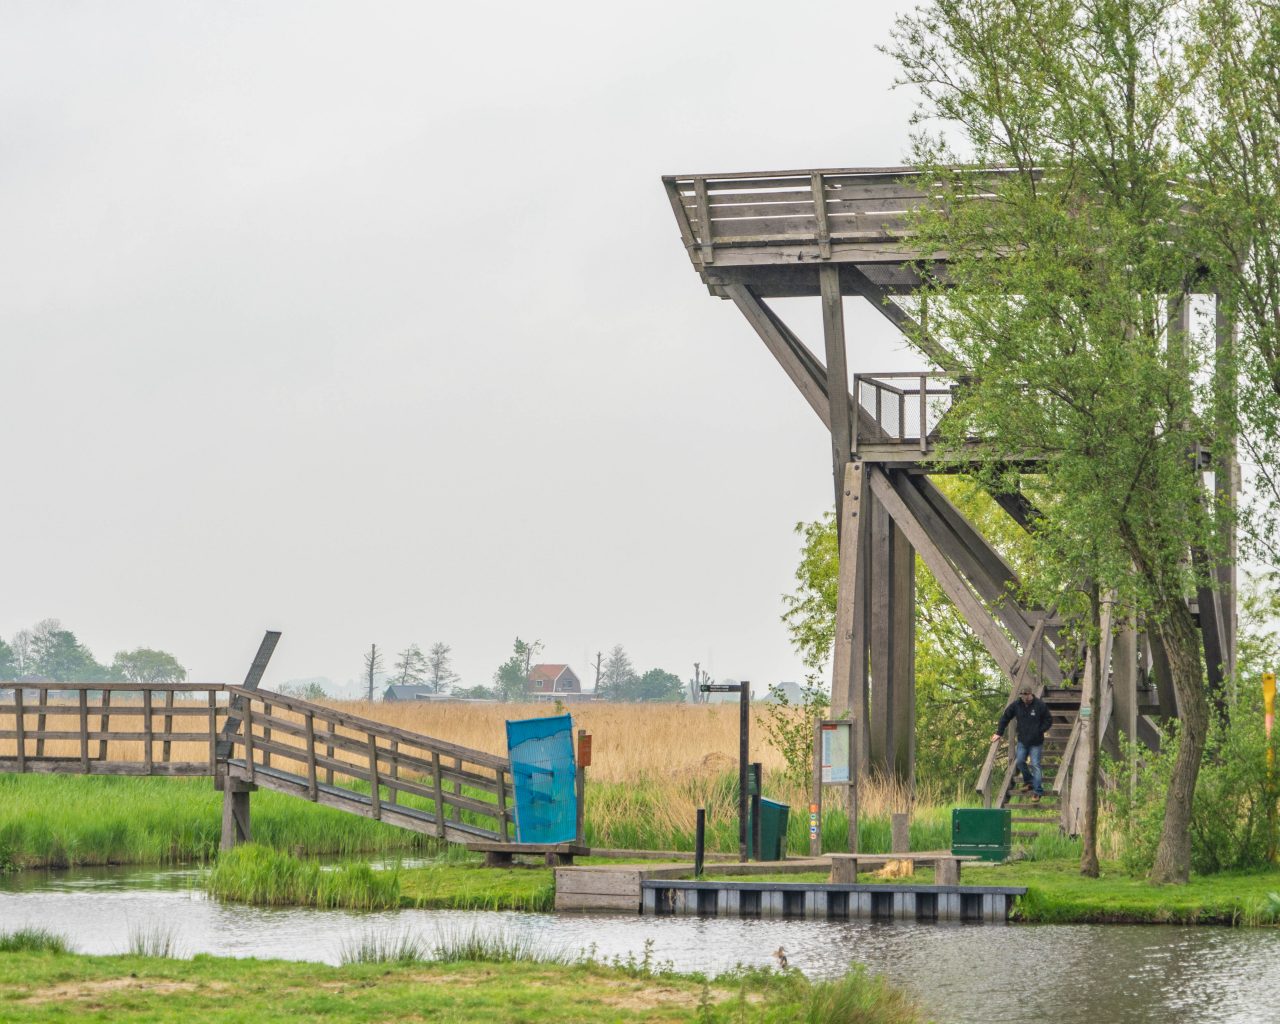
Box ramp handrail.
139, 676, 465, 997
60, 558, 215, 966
223, 686, 513, 840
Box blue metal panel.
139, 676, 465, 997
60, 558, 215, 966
505, 714, 577, 844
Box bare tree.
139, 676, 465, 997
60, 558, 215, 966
363, 643, 384, 702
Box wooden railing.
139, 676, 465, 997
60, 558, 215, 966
853, 372, 958, 453
221, 686, 511, 843
0, 683, 229, 776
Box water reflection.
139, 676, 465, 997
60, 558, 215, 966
1, 865, 1276, 1024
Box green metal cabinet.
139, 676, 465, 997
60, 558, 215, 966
952, 807, 1011, 862
747, 798, 790, 861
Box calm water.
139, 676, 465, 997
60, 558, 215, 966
2, 865, 1277, 1024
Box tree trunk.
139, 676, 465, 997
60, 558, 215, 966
1080, 585, 1102, 878
1149, 595, 1210, 884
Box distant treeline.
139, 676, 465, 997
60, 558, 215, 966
0, 618, 185, 684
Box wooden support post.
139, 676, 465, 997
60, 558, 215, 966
98, 690, 111, 761
810, 720, 823, 858
35, 686, 46, 758
739, 682, 750, 861
831, 460, 870, 740
890, 521, 916, 785
497, 769, 510, 840
162, 690, 174, 764
14, 686, 25, 772
891, 813, 910, 853
575, 729, 587, 846
142, 689, 153, 775
242, 700, 256, 781
935, 858, 960, 886
432, 751, 446, 838
452, 756, 463, 822
821, 263, 852, 519
388, 740, 399, 806
368, 734, 381, 820
304, 711, 318, 800
830, 856, 858, 884
207, 691, 218, 775
1112, 620, 1139, 760
869, 495, 894, 776
261, 701, 272, 769
78, 689, 89, 772
220, 779, 254, 850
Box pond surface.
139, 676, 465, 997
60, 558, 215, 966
2, 865, 1277, 1024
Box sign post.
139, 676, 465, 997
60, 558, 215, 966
701, 681, 751, 861
810, 719, 857, 856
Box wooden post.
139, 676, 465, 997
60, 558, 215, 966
810, 719, 823, 857
243, 700, 256, 783
694, 808, 706, 877
575, 729, 588, 846
890, 521, 916, 786
891, 813, 910, 854
142, 689, 153, 775
848, 723, 859, 854
304, 711, 318, 800
220, 779, 254, 850
14, 686, 25, 772
497, 768, 510, 840
750, 762, 763, 860
162, 690, 174, 764
431, 751, 446, 838
98, 690, 111, 761
207, 690, 218, 775
869, 496, 894, 775
821, 263, 853, 519
35, 686, 46, 758
831, 460, 870, 742
388, 740, 399, 806
368, 734, 381, 820
261, 701, 272, 770
738, 681, 750, 861
452, 756, 463, 822
78, 689, 89, 772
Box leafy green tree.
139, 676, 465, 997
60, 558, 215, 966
112, 648, 187, 684
613, 668, 685, 703
29, 627, 115, 682
888, 0, 1228, 881
493, 637, 541, 702
0, 639, 15, 680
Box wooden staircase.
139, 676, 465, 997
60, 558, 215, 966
1001, 686, 1080, 841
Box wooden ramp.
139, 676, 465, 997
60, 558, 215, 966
0, 680, 513, 847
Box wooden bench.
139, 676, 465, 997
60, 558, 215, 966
828, 853, 979, 886
465, 841, 589, 867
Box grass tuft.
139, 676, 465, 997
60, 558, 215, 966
339, 930, 429, 965
204, 844, 400, 909
0, 927, 73, 954
431, 924, 571, 965
125, 924, 183, 958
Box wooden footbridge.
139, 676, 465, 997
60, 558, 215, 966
663, 167, 1238, 833
0, 634, 514, 850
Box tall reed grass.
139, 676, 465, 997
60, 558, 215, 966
203, 844, 401, 909
125, 923, 183, 958
0, 927, 73, 954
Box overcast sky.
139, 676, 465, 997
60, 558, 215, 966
0, 1, 931, 694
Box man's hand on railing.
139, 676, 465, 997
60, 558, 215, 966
990, 733, 1002, 744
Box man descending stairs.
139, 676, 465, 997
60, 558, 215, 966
1002, 686, 1080, 842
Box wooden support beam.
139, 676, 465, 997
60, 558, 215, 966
889, 522, 916, 785
216, 631, 281, 762
220, 779, 254, 850
867, 466, 1020, 680
869, 496, 894, 776
830, 460, 870, 752
844, 265, 961, 372
821, 264, 853, 519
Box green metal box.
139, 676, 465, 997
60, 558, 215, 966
747, 798, 790, 861
951, 808, 1011, 862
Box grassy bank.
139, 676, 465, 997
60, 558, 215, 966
204, 845, 402, 909
0, 775, 428, 870
0, 948, 925, 1024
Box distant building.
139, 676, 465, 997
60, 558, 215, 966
383, 683, 436, 702
526, 664, 591, 702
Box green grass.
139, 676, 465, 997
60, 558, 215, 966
204, 844, 401, 909
431, 923, 572, 964
0, 928, 72, 954
0, 774, 429, 870
125, 924, 182, 958
338, 930, 430, 965
398, 860, 555, 911
0, 951, 925, 1024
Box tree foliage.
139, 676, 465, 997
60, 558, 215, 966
427, 642, 459, 693
112, 648, 187, 684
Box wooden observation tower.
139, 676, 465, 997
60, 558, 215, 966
662, 167, 1237, 832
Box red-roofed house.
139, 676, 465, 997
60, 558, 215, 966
526, 664, 588, 702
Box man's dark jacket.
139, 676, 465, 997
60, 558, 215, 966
996, 697, 1054, 746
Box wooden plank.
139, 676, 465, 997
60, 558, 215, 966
304, 711, 318, 800
0, 759, 213, 776
812, 172, 832, 258
554, 892, 641, 912
368, 734, 382, 820
497, 769, 510, 840
693, 176, 714, 262
215, 631, 280, 762
830, 460, 869, 718
388, 739, 400, 806
869, 497, 894, 774
34, 687, 46, 758
207, 691, 217, 774
889, 521, 916, 782
868, 466, 1020, 679
452, 756, 463, 822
